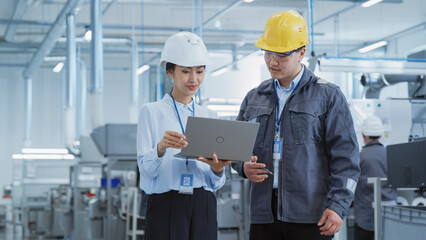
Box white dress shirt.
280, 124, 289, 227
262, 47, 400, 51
137, 93, 226, 194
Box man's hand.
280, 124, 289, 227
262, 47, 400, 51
243, 156, 269, 183
317, 208, 343, 236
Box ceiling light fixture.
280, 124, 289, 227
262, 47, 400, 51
21, 148, 69, 154
12, 154, 75, 160
243, 0, 255, 3
84, 29, 92, 41
136, 65, 150, 75
361, 0, 383, 8
206, 105, 241, 111
53, 62, 64, 72
358, 41, 388, 53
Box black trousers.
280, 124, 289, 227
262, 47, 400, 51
250, 190, 333, 240
354, 224, 374, 240
144, 188, 217, 240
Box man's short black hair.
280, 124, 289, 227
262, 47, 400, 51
368, 136, 381, 140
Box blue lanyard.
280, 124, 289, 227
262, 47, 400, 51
170, 94, 195, 134
273, 80, 300, 138
170, 93, 195, 171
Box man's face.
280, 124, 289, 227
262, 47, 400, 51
264, 47, 306, 83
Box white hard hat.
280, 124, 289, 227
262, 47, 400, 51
160, 31, 212, 68
362, 115, 384, 137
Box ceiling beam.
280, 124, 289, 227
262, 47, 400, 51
4, 0, 31, 42
23, 0, 83, 79
203, 0, 243, 27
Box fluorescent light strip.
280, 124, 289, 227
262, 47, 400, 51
206, 105, 241, 111
211, 67, 231, 77
217, 112, 238, 117
361, 0, 383, 8
53, 62, 64, 73
358, 41, 388, 53
136, 65, 150, 75
21, 148, 69, 154
207, 98, 242, 104
243, 0, 255, 3
12, 154, 75, 160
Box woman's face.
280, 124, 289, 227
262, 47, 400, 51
168, 65, 205, 99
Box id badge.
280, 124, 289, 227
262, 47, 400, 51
273, 139, 282, 160
272, 138, 282, 188
179, 174, 194, 195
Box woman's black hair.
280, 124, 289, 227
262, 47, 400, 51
166, 62, 176, 73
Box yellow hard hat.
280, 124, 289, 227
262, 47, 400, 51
255, 10, 309, 53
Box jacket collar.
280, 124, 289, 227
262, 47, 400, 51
363, 140, 383, 148
258, 64, 315, 94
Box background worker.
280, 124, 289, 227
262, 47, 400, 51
354, 116, 397, 240
137, 31, 231, 240
232, 10, 360, 240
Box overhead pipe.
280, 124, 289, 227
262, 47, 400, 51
193, 0, 204, 103
313, 3, 360, 26
0, 18, 267, 36
22, 0, 82, 79
341, 21, 426, 56
307, 0, 315, 56
64, 12, 77, 151
20, 0, 69, 146
24, 77, 32, 146
129, 36, 139, 123
156, 63, 162, 101
232, 44, 238, 70
89, 0, 104, 130
360, 73, 424, 98
202, 0, 242, 27
102, 0, 117, 15
77, 58, 87, 138
334, 15, 340, 57
90, 0, 103, 94
4, 0, 30, 42
141, 0, 150, 104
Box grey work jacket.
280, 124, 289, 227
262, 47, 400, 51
354, 141, 397, 231
232, 66, 360, 224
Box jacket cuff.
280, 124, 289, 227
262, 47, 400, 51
327, 200, 347, 220
241, 162, 247, 178
231, 162, 247, 179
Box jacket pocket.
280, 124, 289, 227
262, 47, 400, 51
288, 102, 326, 144
243, 106, 273, 154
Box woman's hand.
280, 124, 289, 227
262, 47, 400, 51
196, 153, 231, 176
157, 130, 188, 157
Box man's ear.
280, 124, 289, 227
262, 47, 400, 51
298, 48, 306, 62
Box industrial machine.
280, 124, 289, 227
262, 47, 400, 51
89, 123, 143, 240
43, 184, 71, 238
68, 136, 103, 240
11, 157, 76, 236
216, 167, 250, 240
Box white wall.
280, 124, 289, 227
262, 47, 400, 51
203, 53, 265, 100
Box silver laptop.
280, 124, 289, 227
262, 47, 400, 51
176, 116, 260, 162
